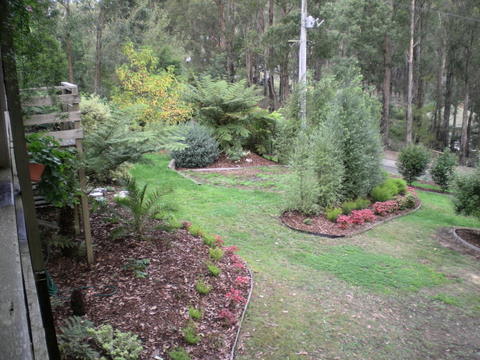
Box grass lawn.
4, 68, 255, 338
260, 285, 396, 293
132, 154, 480, 360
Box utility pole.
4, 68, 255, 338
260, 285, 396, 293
406, 0, 415, 144
298, 0, 307, 128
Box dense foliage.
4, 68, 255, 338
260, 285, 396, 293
397, 144, 430, 184
26, 133, 78, 208
172, 123, 219, 168
431, 149, 458, 191
191, 76, 276, 161
453, 168, 480, 219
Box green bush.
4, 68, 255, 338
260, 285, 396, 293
188, 224, 205, 237
284, 132, 321, 215
209, 247, 224, 261
341, 198, 370, 215
325, 207, 342, 222
188, 307, 202, 320
398, 193, 417, 210
80, 94, 111, 132
169, 347, 191, 360
172, 123, 220, 168
431, 148, 458, 192
453, 169, 480, 219
191, 76, 277, 160
115, 177, 173, 238
390, 178, 407, 195
371, 183, 396, 202
397, 144, 430, 184
207, 262, 221, 276
182, 323, 200, 345
88, 324, 142, 360
202, 233, 216, 247
195, 279, 211, 295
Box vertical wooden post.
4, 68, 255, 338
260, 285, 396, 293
63, 83, 94, 264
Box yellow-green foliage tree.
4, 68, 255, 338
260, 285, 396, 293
113, 43, 192, 126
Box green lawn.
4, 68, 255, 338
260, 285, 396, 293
132, 154, 480, 360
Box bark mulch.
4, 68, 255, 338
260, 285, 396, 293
47, 197, 251, 360
178, 152, 277, 170
455, 228, 480, 249
281, 197, 421, 238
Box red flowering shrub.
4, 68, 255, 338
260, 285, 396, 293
372, 200, 399, 216
226, 288, 246, 304
337, 215, 353, 229
224, 245, 239, 254
235, 276, 249, 286
350, 209, 376, 224
407, 186, 417, 196
229, 254, 241, 262
232, 262, 245, 269
214, 235, 224, 246
218, 309, 236, 324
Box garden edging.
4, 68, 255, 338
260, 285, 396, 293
451, 227, 480, 254
280, 201, 422, 238
230, 265, 254, 360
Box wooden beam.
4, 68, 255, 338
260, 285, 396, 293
24, 111, 80, 126
22, 94, 80, 107
46, 128, 83, 147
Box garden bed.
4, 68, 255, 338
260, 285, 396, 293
177, 152, 277, 170
46, 192, 252, 360
280, 195, 421, 238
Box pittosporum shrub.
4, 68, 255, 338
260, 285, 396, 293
431, 148, 458, 192
397, 144, 430, 184
284, 132, 321, 215
398, 193, 417, 210
453, 168, 480, 219
171, 122, 220, 168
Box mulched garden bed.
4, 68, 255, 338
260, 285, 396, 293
454, 228, 480, 251
281, 196, 421, 238
178, 152, 277, 170
45, 192, 251, 360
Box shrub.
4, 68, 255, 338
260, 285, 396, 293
397, 144, 430, 184
398, 193, 417, 210
58, 317, 99, 360
370, 181, 397, 202
191, 76, 276, 160
80, 94, 111, 132
337, 215, 353, 229
88, 324, 143, 360
172, 123, 220, 168
284, 132, 321, 215
325, 207, 343, 222
225, 287, 246, 304
341, 198, 370, 215
169, 347, 191, 360
188, 307, 202, 320
202, 234, 217, 247
218, 309, 236, 325
188, 225, 204, 237
431, 148, 458, 192
195, 279, 211, 295
350, 209, 376, 225
390, 178, 407, 195
209, 247, 224, 261
115, 177, 173, 238
182, 323, 200, 345
453, 170, 480, 219
207, 262, 221, 277
123, 258, 150, 278
372, 200, 399, 216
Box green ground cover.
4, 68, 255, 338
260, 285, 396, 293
132, 153, 480, 360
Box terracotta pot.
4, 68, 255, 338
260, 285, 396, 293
29, 163, 46, 182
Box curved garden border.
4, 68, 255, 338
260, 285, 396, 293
451, 227, 480, 254
280, 201, 422, 238
229, 265, 254, 360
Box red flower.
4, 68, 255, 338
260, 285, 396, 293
232, 262, 245, 269
214, 235, 224, 246
218, 309, 236, 324
224, 245, 240, 254
226, 288, 246, 304
372, 200, 399, 216
235, 276, 249, 286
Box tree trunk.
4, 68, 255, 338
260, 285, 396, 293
460, 30, 474, 165
382, 32, 392, 146
434, 18, 447, 143
450, 103, 457, 150
441, 58, 454, 148
94, 3, 104, 94
405, 0, 415, 144
266, 0, 276, 109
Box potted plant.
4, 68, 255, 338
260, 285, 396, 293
28, 162, 46, 182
